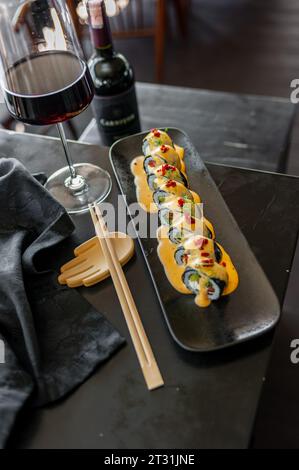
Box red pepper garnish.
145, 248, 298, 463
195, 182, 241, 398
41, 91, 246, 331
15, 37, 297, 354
151, 128, 160, 137
148, 161, 156, 167
165, 180, 177, 188
201, 252, 209, 257
178, 198, 185, 207
161, 164, 175, 177
204, 239, 209, 245
164, 164, 175, 171
221, 261, 227, 267
160, 145, 168, 153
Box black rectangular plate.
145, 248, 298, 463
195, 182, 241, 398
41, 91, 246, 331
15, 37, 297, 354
109, 128, 280, 351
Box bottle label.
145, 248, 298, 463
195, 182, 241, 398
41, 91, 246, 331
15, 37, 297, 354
92, 85, 141, 146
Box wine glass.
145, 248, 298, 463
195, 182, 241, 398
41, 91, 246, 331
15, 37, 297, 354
0, 0, 112, 214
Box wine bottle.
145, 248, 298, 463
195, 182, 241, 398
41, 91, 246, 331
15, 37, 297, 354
87, 0, 141, 146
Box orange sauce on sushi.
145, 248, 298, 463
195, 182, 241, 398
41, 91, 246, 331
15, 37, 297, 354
131, 140, 239, 307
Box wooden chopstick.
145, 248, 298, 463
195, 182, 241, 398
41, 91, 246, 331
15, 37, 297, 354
89, 203, 164, 391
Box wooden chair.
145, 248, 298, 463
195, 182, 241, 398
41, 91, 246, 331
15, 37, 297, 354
67, 0, 190, 83
172, 0, 190, 36
109, 0, 167, 83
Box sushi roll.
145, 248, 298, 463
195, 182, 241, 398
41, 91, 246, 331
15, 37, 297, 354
182, 268, 226, 300
153, 180, 194, 208
147, 164, 188, 191
158, 197, 207, 229
168, 218, 212, 245
151, 145, 182, 171
174, 238, 222, 267
143, 155, 167, 174
182, 268, 201, 294
159, 207, 175, 226
180, 236, 224, 270
158, 202, 198, 227
205, 278, 226, 301
176, 234, 228, 302
130, 124, 238, 308
168, 225, 194, 244
174, 246, 187, 265
143, 146, 182, 173
142, 129, 173, 156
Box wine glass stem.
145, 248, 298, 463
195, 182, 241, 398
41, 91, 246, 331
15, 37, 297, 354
57, 123, 86, 191
57, 123, 76, 179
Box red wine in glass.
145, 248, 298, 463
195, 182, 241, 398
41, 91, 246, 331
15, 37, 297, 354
3, 50, 94, 125
0, 0, 112, 214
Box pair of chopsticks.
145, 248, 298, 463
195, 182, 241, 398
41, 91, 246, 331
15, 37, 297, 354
89, 203, 164, 391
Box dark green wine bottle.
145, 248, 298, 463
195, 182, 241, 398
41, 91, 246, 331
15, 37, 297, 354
87, 0, 141, 146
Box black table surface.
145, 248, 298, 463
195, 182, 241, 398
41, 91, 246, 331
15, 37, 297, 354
1, 129, 298, 449
80, 82, 296, 173
252, 239, 299, 448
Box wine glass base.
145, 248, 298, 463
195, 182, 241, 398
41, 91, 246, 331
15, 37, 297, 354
45, 163, 112, 214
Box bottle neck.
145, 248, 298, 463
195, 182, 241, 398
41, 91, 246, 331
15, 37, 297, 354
87, 0, 114, 57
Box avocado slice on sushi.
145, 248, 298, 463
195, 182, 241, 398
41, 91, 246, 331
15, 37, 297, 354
182, 268, 201, 294
153, 181, 194, 208
153, 189, 169, 207
182, 268, 226, 300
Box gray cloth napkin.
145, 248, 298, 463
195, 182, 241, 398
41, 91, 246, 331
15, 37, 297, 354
0, 158, 125, 448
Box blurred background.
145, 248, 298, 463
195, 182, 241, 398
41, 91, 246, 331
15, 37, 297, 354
1, 0, 298, 174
